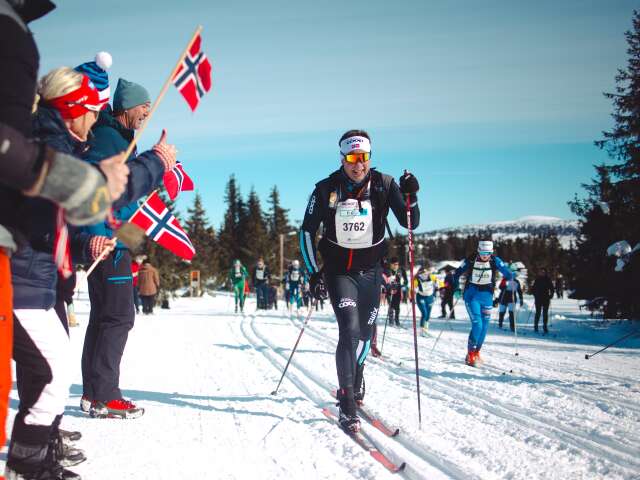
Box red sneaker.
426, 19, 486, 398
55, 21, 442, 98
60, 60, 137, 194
90, 398, 145, 419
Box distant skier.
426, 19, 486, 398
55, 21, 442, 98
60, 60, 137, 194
441, 269, 456, 319
385, 258, 407, 327
497, 266, 523, 331
299, 129, 420, 432
532, 268, 555, 333
555, 274, 564, 299
452, 240, 514, 367
415, 266, 438, 335
285, 260, 305, 312
252, 258, 271, 310
229, 259, 249, 313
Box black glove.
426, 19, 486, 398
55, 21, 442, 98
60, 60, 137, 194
399, 171, 419, 196
309, 272, 328, 300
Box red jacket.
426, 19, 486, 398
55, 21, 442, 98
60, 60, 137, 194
131, 261, 140, 287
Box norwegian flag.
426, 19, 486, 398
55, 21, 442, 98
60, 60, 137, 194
129, 192, 195, 260
172, 33, 212, 111
54, 208, 72, 279
163, 161, 194, 201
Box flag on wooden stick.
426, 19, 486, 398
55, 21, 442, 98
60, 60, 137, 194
172, 33, 212, 111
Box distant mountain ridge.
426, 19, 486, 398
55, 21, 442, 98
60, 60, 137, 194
417, 216, 579, 248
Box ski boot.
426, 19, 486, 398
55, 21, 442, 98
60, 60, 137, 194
371, 345, 382, 358
58, 430, 81, 443
52, 432, 86, 468
5, 439, 81, 480
474, 349, 483, 366
421, 324, 429, 336
90, 399, 144, 419
336, 387, 360, 433
465, 350, 478, 367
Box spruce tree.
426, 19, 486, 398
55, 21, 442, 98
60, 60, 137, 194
218, 175, 243, 274
570, 10, 640, 317
267, 186, 296, 277
185, 192, 217, 290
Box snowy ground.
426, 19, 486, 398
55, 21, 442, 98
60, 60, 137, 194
2, 291, 639, 480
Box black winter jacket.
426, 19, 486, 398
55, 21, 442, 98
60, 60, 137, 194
11, 105, 93, 309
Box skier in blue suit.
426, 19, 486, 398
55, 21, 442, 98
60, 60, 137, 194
452, 240, 513, 367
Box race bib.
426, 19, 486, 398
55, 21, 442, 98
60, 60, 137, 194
422, 281, 435, 296
290, 270, 300, 282
470, 260, 492, 285
335, 198, 373, 249
256, 269, 264, 280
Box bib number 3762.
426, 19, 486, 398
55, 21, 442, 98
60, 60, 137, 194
335, 199, 374, 249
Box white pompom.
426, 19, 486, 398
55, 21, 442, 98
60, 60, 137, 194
95, 51, 113, 70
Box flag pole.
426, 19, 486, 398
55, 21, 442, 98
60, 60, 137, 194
85, 189, 158, 278
123, 25, 203, 159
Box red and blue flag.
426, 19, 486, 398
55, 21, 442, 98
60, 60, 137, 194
172, 33, 212, 111
163, 161, 194, 200
129, 192, 195, 261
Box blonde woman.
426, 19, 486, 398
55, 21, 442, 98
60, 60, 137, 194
6, 67, 115, 480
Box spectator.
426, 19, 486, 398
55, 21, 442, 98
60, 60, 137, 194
138, 260, 160, 314
8, 65, 118, 479
79, 75, 177, 420
532, 268, 555, 334
0, 5, 127, 475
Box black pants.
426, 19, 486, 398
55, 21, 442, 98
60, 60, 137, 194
326, 267, 381, 391
141, 295, 156, 314
388, 292, 401, 325
82, 249, 134, 402
441, 294, 455, 318
534, 299, 550, 331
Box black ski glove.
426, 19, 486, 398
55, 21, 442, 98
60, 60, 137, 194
309, 272, 328, 300
399, 171, 419, 201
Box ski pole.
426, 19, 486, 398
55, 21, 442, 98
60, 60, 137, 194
381, 307, 390, 353
584, 330, 639, 359
271, 299, 316, 395
405, 186, 422, 428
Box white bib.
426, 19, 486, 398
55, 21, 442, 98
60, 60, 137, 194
418, 278, 435, 296
290, 270, 300, 282
335, 198, 373, 249
470, 260, 493, 285
256, 269, 265, 280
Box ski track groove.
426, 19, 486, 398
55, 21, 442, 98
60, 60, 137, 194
384, 326, 640, 419
285, 311, 640, 475
238, 311, 412, 480
249, 311, 481, 480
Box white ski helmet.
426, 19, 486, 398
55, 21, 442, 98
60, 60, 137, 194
478, 240, 493, 255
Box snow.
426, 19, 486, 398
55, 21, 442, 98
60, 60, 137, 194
2, 291, 639, 479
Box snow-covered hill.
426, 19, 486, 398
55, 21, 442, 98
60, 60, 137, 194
3, 291, 638, 479
418, 215, 579, 248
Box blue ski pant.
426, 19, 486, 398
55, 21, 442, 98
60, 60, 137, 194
463, 288, 494, 352
416, 295, 435, 328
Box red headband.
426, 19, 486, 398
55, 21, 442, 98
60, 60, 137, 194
46, 75, 101, 120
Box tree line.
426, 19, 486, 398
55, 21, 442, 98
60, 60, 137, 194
567, 10, 640, 319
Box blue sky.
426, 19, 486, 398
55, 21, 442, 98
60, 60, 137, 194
33, 0, 636, 232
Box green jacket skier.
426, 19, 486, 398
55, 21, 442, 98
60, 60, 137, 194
228, 259, 249, 313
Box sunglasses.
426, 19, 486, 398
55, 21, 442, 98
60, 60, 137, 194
343, 152, 371, 164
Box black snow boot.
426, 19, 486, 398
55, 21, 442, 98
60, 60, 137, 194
336, 387, 360, 433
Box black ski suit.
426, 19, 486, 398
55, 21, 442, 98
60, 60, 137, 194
532, 274, 554, 332
299, 168, 419, 401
